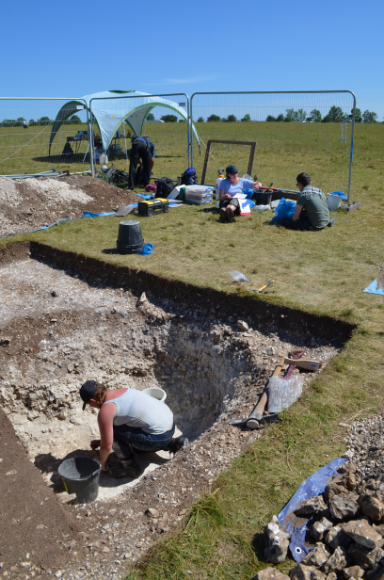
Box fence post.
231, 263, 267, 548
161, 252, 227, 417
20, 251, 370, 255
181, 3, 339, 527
87, 104, 95, 177
347, 92, 356, 203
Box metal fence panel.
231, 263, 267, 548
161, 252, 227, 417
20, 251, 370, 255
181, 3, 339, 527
0, 98, 91, 177
190, 91, 356, 200
89, 93, 191, 180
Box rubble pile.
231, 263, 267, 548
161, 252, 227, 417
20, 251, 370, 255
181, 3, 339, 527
260, 460, 384, 580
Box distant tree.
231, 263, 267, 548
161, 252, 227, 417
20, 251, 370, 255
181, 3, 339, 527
160, 114, 177, 123
178, 118, 186, 122
1, 119, 16, 127
284, 108, 295, 122
266, 115, 276, 122
146, 113, 155, 121
17, 117, 25, 125
36, 116, 52, 126
225, 114, 237, 122
276, 114, 285, 122
207, 114, 221, 122
196, 116, 204, 122
296, 109, 306, 122
362, 110, 377, 123
348, 108, 362, 123
70, 115, 82, 124
323, 106, 345, 123
307, 109, 322, 123
241, 114, 251, 122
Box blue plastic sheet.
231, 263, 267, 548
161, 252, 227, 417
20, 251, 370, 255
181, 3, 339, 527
363, 279, 384, 295
277, 457, 347, 562
140, 242, 154, 255
137, 193, 152, 200
82, 210, 116, 218
243, 188, 255, 199
271, 197, 296, 223
328, 191, 347, 199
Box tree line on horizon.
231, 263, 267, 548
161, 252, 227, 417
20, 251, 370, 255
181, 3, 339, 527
0, 115, 83, 128
193, 107, 379, 123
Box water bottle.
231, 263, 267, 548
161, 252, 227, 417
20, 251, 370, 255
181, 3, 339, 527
215, 169, 225, 200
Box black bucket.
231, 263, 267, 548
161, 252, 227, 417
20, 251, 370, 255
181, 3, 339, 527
254, 190, 272, 205
58, 457, 102, 504
116, 220, 144, 254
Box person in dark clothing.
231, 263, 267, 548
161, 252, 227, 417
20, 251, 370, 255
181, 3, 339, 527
279, 172, 334, 230
128, 136, 155, 190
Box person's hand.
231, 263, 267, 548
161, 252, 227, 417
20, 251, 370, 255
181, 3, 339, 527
253, 181, 262, 189
90, 439, 101, 450
225, 193, 231, 199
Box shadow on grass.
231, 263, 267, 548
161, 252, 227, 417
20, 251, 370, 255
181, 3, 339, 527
102, 248, 118, 255
197, 207, 219, 214
251, 531, 267, 562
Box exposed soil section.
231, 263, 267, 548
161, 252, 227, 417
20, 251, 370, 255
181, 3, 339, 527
0, 244, 353, 579
0, 407, 81, 576
0, 175, 141, 238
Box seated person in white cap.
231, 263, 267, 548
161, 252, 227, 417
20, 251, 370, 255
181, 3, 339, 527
219, 165, 262, 223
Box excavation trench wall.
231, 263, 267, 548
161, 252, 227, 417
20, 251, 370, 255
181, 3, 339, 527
0, 242, 355, 578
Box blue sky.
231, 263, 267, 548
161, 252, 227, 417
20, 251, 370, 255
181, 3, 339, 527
2, 0, 383, 120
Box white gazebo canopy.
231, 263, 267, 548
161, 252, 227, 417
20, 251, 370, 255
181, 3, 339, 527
49, 90, 200, 153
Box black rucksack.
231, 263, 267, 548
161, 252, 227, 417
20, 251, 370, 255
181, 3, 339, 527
180, 167, 197, 185
156, 177, 175, 198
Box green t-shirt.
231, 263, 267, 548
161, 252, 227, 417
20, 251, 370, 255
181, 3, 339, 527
297, 186, 329, 229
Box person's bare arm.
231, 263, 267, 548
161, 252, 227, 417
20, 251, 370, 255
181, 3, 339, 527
292, 204, 303, 222
97, 405, 115, 471
252, 181, 262, 188
219, 189, 231, 201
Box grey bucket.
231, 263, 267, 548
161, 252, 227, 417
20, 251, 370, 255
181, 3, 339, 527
116, 220, 144, 254
58, 457, 102, 504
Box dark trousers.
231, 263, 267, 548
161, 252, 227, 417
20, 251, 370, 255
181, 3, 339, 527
279, 214, 315, 230
112, 422, 175, 460
128, 142, 151, 189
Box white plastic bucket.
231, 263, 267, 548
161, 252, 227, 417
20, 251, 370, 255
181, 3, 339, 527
143, 387, 167, 402
327, 195, 343, 211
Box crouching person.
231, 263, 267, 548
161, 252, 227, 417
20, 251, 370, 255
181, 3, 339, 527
279, 172, 334, 230
80, 380, 188, 479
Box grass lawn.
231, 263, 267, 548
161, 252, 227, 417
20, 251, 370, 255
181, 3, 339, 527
1, 122, 384, 579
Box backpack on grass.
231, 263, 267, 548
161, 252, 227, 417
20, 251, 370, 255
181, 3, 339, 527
180, 167, 197, 185
156, 177, 175, 197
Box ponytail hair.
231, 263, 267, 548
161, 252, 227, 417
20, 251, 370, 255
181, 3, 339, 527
93, 383, 107, 407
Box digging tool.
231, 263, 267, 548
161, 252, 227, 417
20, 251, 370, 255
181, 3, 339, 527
251, 280, 275, 293
229, 356, 284, 429
283, 357, 323, 371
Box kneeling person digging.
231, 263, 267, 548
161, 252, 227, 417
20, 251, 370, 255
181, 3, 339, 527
80, 380, 189, 478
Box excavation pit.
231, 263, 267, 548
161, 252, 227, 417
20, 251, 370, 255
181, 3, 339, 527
0, 246, 351, 575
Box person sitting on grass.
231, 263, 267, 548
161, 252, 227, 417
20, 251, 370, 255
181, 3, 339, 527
80, 380, 188, 479
278, 172, 334, 230
219, 165, 262, 223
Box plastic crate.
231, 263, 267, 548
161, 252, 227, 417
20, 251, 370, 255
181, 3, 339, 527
138, 198, 169, 217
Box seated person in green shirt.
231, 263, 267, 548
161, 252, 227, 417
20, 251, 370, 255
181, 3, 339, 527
280, 172, 334, 230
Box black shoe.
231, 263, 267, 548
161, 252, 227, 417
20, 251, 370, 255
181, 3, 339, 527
108, 458, 142, 479
163, 437, 189, 454
327, 218, 335, 227
219, 208, 227, 223
225, 208, 236, 223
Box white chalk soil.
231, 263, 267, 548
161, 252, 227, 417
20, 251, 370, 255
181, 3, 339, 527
0, 256, 340, 579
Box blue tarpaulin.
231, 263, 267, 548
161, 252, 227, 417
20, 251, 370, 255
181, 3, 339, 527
277, 457, 347, 562
363, 279, 384, 295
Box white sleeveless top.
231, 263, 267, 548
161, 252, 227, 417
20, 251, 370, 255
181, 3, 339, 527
103, 388, 173, 435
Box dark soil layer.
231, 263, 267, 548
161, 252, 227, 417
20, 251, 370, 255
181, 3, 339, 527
29, 241, 354, 345
0, 241, 30, 266
0, 407, 80, 574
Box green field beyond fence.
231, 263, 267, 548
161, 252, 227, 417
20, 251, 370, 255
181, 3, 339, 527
1, 121, 383, 197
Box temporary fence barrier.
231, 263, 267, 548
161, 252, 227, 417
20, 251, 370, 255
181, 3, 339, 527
0, 97, 90, 177
0, 90, 357, 202
190, 91, 356, 201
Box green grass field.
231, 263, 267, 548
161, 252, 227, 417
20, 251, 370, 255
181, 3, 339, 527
1, 121, 384, 580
